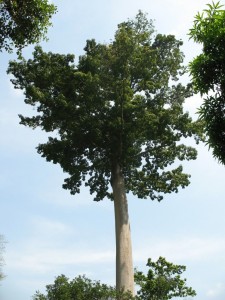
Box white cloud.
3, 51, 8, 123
5, 215, 114, 274
6, 235, 225, 277
184, 94, 203, 119
6, 247, 114, 274
7, 79, 24, 98
39, 183, 114, 210
206, 283, 225, 298
134, 236, 225, 263
40, 189, 93, 208
31, 217, 74, 236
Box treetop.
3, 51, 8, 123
8, 11, 200, 201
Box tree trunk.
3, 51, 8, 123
111, 163, 134, 295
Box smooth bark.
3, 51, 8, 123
111, 163, 134, 295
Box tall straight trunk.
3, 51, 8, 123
111, 162, 134, 295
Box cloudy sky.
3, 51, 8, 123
1, 0, 225, 299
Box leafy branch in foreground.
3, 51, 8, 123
189, 1, 225, 164
0, 0, 56, 54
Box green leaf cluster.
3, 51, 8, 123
33, 274, 134, 300
189, 2, 225, 164
8, 11, 199, 202
189, 1, 225, 94
135, 257, 196, 300
0, 0, 56, 54
32, 257, 196, 300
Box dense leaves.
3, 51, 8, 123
0, 0, 56, 53
135, 257, 196, 300
33, 274, 134, 300
32, 257, 196, 300
8, 11, 200, 202
189, 1, 225, 164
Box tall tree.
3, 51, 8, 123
0, 0, 56, 54
189, 1, 225, 164
8, 12, 199, 294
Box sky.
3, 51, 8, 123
0, 0, 225, 299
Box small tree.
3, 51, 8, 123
0, 0, 56, 54
8, 12, 200, 294
189, 1, 225, 164
134, 257, 196, 300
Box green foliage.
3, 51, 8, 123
32, 257, 196, 300
0, 0, 56, 54
32, 274, 134, 300
134, 257, 196, 300
189, 2, 225, 164
8, 11, 199, 202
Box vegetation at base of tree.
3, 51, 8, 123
189, 1, 225, 164
32, 274, 127, 300
0, 0, 56, 54
32, 257, 196, 300
8, 11, 201, 293
134, 257, 197, 299
32, 275, 134, 300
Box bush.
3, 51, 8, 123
33, 257, 196, 300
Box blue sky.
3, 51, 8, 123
0, 0, 225, 299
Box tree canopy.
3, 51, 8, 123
8, 11, 199, 202
0, 0, 56, 54
189, 1, 225, 164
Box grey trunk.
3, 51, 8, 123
111, 163, 134, 295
